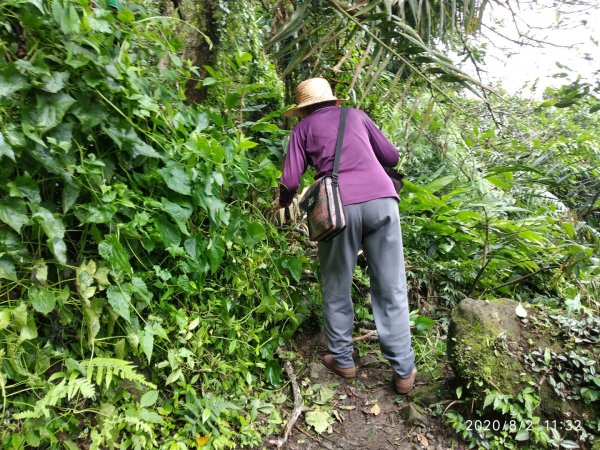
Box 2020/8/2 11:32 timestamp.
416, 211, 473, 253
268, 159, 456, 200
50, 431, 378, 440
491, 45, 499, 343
465, 419, 583, 432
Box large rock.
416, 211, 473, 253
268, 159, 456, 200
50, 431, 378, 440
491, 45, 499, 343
447, 298, 598, 424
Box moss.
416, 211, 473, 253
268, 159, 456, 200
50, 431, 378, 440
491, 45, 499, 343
449, 314, 533, 399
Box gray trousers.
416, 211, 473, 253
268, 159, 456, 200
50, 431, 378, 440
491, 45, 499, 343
317, 197, 415, 377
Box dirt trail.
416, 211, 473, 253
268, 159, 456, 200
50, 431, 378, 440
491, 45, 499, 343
267, 327, 461, 450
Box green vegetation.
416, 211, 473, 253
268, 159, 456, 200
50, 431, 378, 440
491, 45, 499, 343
1, 0, 598, 448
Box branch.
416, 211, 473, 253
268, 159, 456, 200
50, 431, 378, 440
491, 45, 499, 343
269, 358, 306, 449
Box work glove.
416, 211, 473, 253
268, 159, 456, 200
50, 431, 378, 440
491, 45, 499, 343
273, 198, 301, 226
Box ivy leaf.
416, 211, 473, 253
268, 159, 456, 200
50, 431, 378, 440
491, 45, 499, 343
32, 208, 67, 264
51, 1, 81, 34
99, 235, 132, 275
0, 258, 17, 281
8, 175, 41, 204
245, 222, 266, 246
28, 285, 57, 315
41, 71, 70, 93
131, 276, 153, 305
158, 162, 191, 195
19, 315, 38, 343
0, 310, 10, 330
0, 71, 30, 98
106, 285, 131, 323
161, 198, 192, 236
305, 409, 334, 434
133, 141, 162, 159
154, 215, 181, 248
28, 92, 76, 132
0, 132, 15, 162
0, 198, 29, 233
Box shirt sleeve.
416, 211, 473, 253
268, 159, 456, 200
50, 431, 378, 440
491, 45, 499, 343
362, 111, 400, 167
279, 127, 307, 207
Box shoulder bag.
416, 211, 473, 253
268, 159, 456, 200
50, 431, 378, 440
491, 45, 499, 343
298, 107, 348, 242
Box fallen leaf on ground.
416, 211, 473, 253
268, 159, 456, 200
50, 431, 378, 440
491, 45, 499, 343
305, 409, 334, 434
416, 433, 429, 447
369, 404, 381, 416
338, 405, 356, 410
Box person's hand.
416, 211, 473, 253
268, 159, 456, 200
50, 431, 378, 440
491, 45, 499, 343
272, 198, 301, 225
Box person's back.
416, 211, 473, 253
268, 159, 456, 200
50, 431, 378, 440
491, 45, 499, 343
277, 78, 416, 395
281, 105, 399, 206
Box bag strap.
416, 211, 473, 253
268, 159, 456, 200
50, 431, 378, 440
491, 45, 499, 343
331, 107, 347, 186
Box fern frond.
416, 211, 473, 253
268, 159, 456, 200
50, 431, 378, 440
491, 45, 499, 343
82, 357, 156, 390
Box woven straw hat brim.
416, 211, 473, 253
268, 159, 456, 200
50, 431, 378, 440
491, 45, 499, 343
283, 99, 343, 118
284, 77, 343, 118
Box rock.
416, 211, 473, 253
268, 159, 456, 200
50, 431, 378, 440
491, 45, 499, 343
447, 297, 598, 425
399, 403, 429, 427
309, 361, 327, 379
447, 297, 532, 398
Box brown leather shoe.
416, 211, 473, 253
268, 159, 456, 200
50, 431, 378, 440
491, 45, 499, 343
394, 367, 417, 394
322, 354, 356, 379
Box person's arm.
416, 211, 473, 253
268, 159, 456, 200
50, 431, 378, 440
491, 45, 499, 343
279, 128, 307, 207
363, 111, 400, 167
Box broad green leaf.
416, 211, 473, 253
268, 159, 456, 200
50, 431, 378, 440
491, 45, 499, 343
140, 327, 154, 364
28, 285, 57, 315
32, 208, 67, 264
62, 183, 81, 214
12, 303, 28, 327
0, 132, 15, 161
286, 257, 302, 283
133, 141, 162, 159
225, 92, 241, 109
99, 235, 132, 275
41, 71, 70, 93
0, 258, 17, 281
0, 71, 30, 98
305, 409, 334, 434
106, 285, 131, 323
8, 175, 41, 204
160, 198, 192, 236
0, 198, 29, 233
51, 1, 81, 34
32, 207, 65, 240
158, 162, 191, 195
245, 222, 266, 245
207, 236, 225, 273
422, 175, 456, 193
140, 390, 159, 408
28, 92, 76, 132
265, 360, 281, 386
83, 298, 102, 347
155, 215, 181, 248
514, 429, 530, 441
131, 276, 152, 304
518, 230, 545, 244
0, 310, 10, 330
19, 315, 38, 343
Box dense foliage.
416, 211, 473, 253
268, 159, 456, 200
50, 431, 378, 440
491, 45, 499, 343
1, 0, 598, 449
0, 1, 313, 448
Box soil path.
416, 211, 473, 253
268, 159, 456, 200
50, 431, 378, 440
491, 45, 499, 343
266, 327, 461, 450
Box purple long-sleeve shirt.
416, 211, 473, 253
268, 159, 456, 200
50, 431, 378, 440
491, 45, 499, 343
279, 105, 400, 207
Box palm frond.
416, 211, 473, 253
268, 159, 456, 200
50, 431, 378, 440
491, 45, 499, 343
269, 0, 492, 101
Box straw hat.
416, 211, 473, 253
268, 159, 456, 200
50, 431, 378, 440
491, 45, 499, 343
284, 77, 342, 117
